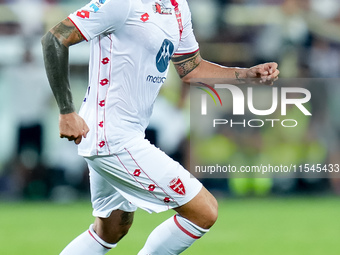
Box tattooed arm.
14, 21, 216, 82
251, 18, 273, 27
42, 18, 89, 144
42, 18, 84, 114
171, 50, 279, 85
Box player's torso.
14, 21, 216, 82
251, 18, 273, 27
80, 0, 183, 155
88, 0, 181, 86
124, 0, 181, 70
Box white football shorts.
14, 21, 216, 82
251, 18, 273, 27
85, 138, 202, 217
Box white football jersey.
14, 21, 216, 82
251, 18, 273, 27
69, 0, 199, 156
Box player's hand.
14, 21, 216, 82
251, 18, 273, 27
59, 112, 89, 145
246, 62, 279, 85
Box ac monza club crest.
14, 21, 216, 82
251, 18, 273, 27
153, 2, 172, 15
169, 177, 186, 195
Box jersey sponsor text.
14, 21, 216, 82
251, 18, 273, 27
146, 75, 167, 84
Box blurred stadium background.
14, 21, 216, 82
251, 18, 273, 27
0, 0, 340, 254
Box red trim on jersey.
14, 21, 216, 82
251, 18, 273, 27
68, 17, 88, 42
173, 48, 199, 56
88, 230, 111, 250
95, 36, 102, 155
170, 0, 183, 38
102, 35, 113, 154
173, 215, 201, 239
170, 0, 178, 8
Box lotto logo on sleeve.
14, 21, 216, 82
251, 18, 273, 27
77, 10, 90, 19
156, 39, 174, 73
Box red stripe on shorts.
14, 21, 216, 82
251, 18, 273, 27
124, 148, 179, 207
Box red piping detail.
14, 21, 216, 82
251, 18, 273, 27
102, 35, 113, 154
95, 36, 102, 155
116, 155, 153, 194
125, 148, 179, 207
170, 0, 183, 39
173, 49, 199, 56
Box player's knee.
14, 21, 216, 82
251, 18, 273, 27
175, 187, 218, 229
115, 224, 131, 241
94, 211, 134, 243
204, 196, 218, 229
112, 212, 134, 241
96, 222, 132, 243
199, 188, 218, 229
192, 194, 218, 229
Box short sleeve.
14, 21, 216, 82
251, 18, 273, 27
68, 0, 131, 41
174, 0, 199, 55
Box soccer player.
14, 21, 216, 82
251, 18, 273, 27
42, 0, 279, 254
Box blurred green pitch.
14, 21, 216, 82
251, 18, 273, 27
0, 197, 339, 255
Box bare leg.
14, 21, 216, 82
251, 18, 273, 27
174, 186, 218, 229
93, 210, 134, 244
59, 210, 133, 255
138, 187, 218, 254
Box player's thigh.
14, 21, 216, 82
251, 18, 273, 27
86, 139, 202, 214
174, 186, 218, 229
89, 163, 137, 218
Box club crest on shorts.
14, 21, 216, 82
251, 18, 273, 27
169, 177, 186, 195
